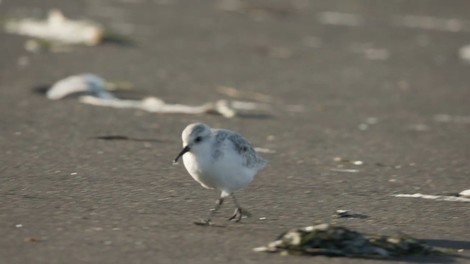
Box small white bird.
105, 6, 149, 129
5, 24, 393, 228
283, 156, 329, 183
174, 123, 267, 225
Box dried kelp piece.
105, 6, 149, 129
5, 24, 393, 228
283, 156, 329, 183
254, 224, 447, 259
335, 210, 368, 219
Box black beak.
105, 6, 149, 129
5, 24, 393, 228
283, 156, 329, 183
173, 145, 190, 164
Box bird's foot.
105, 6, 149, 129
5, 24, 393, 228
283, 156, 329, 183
228, 208, 250, 222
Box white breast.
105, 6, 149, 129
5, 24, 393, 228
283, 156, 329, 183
182, 147, 257, 194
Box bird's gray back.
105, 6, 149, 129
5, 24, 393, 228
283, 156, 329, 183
212, 129, 267, 169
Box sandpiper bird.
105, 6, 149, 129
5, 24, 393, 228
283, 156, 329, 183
174, 123, 267, 225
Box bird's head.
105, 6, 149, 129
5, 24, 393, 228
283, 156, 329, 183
173, 123, 212, 163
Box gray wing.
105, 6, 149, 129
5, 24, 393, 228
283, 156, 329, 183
213, 129, 267, 169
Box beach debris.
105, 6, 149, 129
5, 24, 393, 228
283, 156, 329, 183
405, 124, 430, 132
254, 223, 447, 258
358, 117, 379, 131
318, 12, 363, 27
217, 0, 296, 18
230, 101, 270, 111
331, 157, 363, 173
46, 74, 117, 100
216, 85, 304, 114
334, 157, 364, 166
459, 189, 470, 198
459, 45, 470, 63
335, 210, 369, 219
4, 9, 104, 46
253, 147, 276, 154
330, 168, 360, 173
24, 237, 41, 243
80, 96, 237, 118
216, 85, 273, 103
45, 74, 270, 118
351, 44, 390, 61
393, 193, 470, 202
392, 15, 468, 33
433, 114, 470, 124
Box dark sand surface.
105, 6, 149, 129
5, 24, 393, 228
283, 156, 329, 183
1, 0, 469, 263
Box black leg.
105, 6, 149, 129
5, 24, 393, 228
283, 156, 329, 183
228, 194, 250, 222
228, 208, 242, 222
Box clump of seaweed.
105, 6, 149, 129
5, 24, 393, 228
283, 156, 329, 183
254, 224, 451, 259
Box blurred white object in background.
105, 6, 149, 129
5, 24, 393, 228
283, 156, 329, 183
5, 9, 104, 46
47, 74, 115, 100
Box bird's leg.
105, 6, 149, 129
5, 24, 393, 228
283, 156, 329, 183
194, 197, 224, 226
228, 193, 250, 222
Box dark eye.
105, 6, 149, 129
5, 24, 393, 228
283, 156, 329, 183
194, 136, 202, 143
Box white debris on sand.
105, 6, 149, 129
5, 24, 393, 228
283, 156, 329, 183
253, 147, 276, 154
318, 12, 363, 26
47, 74, 116, 100
393, 15, 469, 33
230, 100, 270, 111
459, 45, 470, 63
330, 168, 360, 173
46, 74, 272, 118
216, 85, 273, 103
358, 116, 379, 130
393, 193, 470, 202
334, 157, 364, 166
459, 189, 470, 198
4, 9, 104, 46
434, 114, 470, 124
80, 96, 237, 118
405, 124, 430, 132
